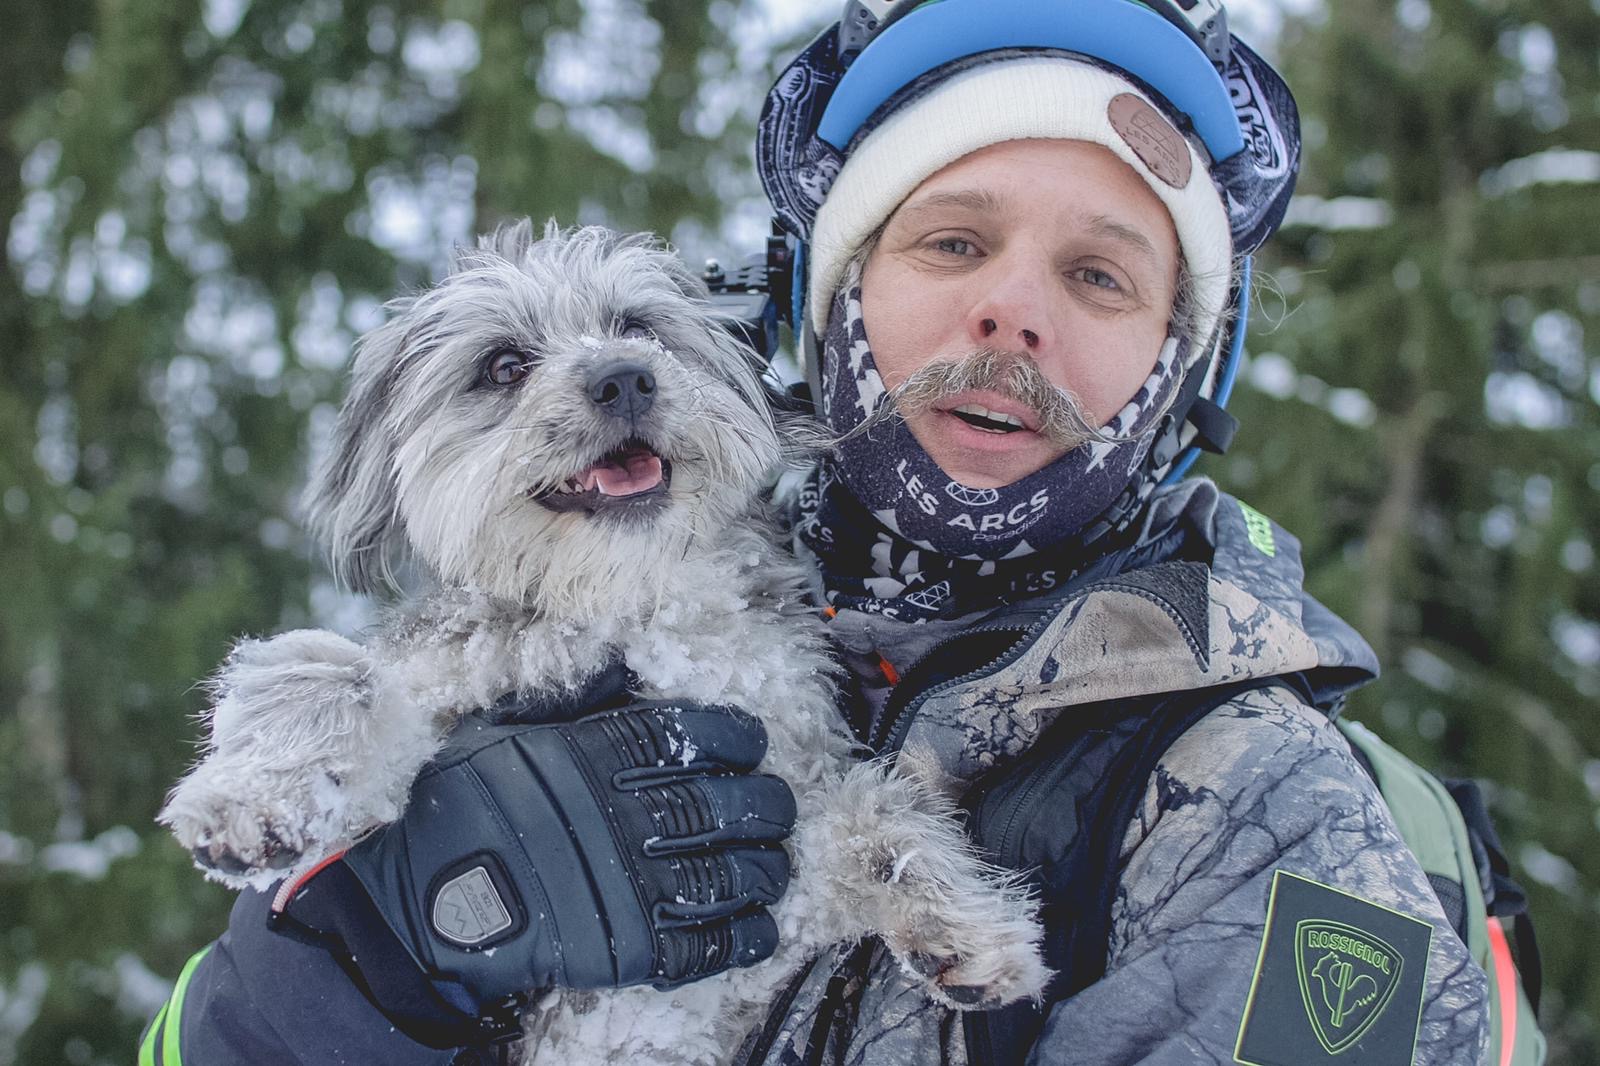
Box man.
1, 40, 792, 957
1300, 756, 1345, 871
143, 1, 1491, 1063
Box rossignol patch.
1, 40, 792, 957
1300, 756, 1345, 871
1107, 93, 1191, 189
1235, 870, 1433, 1065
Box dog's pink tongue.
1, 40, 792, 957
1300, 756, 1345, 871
591, 448, 663, 496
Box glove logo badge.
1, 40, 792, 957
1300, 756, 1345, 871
433, 865, 513, 947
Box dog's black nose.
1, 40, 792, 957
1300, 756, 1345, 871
586, 362, 655, 420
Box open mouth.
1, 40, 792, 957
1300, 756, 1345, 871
947, 403, 1031, 434
532, 439, 673, 516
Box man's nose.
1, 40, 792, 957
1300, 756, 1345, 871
967, 261, 1050, 353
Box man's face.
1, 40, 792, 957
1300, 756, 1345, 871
860, 138, 1181, 489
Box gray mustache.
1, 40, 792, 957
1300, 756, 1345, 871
838, 348, 1115, 450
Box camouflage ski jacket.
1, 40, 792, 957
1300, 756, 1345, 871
740, 478, 1490, 1066
142, 479, 1490, 1066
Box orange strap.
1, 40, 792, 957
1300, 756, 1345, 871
820, 606, 900, 687
1486, 917, 1518, 1066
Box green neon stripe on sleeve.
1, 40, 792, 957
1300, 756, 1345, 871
138, 1001, 168, 1066
160, 945, 214, 1066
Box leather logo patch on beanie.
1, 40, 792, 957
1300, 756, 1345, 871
1107, 93, 1191, 189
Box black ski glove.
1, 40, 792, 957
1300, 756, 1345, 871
268, 697, 795, 1050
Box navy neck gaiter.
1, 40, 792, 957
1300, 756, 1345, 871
798, 261, 1186, 621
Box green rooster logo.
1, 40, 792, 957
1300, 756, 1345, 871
1311, 951, 1380, 1028
1295, 920, 1404, 1054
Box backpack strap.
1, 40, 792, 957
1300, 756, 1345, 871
1444, 779, 1543, 1014
961, 676, 1290, 1066
1338, 720, 1547, 1066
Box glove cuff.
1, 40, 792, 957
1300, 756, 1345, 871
269, 858, 527, 1050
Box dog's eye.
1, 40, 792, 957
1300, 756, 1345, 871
620, 319, 654, 342
484, 349, 533, 387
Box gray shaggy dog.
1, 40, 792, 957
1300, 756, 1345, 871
160, 221, 1046, 1064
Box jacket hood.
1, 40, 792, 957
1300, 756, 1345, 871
897, 478, 1379, 785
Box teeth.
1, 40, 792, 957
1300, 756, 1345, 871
953, 404, 1025, 429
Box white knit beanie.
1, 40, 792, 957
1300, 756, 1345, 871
807, 57, 1233, 352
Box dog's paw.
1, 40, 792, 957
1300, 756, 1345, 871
187, 824, 303, 881
160, 756, 346, 888
900, 936, 1051, 1011
225, 629, 371, 676
877, 847, 1051, 1010
210, 631, 375, 745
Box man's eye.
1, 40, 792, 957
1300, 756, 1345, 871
483, 349, 533, 386
1079, 268, 1121, 291
933, 237, 976, 257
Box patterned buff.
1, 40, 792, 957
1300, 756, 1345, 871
798, 262, 1188, 621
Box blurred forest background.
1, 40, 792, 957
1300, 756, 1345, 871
0, 0, 1596, 1061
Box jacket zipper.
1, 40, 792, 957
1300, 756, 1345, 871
869, 564, 1136, 754
872, 614, 1054, 754
873, 570, 1206, 755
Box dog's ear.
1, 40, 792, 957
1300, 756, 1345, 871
469, 217, 542, 266
302, 304, 413, 594
672, 264, 715, 309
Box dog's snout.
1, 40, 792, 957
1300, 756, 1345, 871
586, 361, 656, 420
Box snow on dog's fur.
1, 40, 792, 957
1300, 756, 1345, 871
160, 221, 1046, 1064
